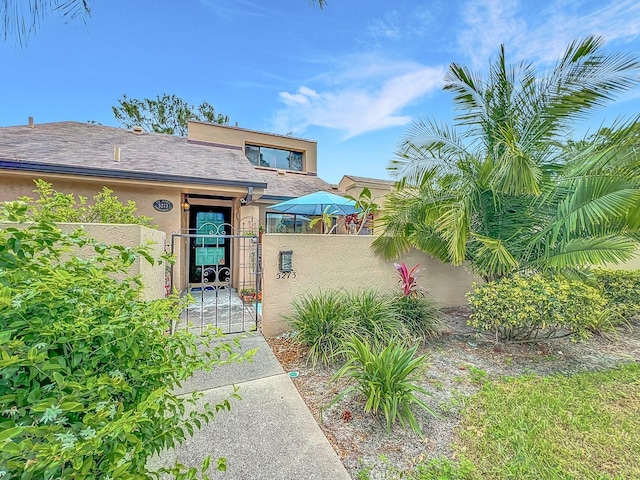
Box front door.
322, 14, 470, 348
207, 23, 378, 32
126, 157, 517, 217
189, 206, 232, 284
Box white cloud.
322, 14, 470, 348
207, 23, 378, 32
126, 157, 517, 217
273, 63, 445, 139
458, 0, 640, 68
367, 5, 438, 41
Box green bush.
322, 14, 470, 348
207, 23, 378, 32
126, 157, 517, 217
331, 337, 435, 437
286, 290, 354, 368
0, 202, 250, 479
346, 290, 408, 344
594, 269, 640, 320
390, 295, 442, 338
466, 273, 609, 341
21, 179, 154, 226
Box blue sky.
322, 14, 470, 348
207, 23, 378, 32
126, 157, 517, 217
1, 0, 640, 183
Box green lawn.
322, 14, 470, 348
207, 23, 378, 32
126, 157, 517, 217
412, 363, 640, 480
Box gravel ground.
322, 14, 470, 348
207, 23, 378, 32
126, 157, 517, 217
266, 307, 640, 479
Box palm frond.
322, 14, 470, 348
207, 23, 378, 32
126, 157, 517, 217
540, 235, 639, 270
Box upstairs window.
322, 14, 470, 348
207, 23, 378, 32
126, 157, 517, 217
245, 144, 303, 171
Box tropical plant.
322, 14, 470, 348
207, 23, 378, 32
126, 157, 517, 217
331, 337, 435, 437
286, 290, 354, 368
0, 201, 253, 478
394, 262, 423, 296
374, 36, 640, 282
390, 294, 442, 339
309, 205, 338, 234
345, 187, 380, 235
21, 179, 154, 226
345, 290, 408, 344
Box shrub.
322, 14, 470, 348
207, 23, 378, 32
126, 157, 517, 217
286, 290, 354, 368
331, 337, 435, 437
467, 273, 609, 341
345, 290, 408, 344
593, 269, 640, 320
390, 295, 442, 338
0, 202, 250, 478
21, 179, 154, 226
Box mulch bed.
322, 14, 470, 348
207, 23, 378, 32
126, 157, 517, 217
266, 307, 640, 479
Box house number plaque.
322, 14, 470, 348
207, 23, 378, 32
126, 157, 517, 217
153, 199, 173, 212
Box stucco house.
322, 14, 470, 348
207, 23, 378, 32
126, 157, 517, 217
0, 119, 334, 292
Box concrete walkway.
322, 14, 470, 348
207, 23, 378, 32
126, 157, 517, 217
154, 333, 351, 480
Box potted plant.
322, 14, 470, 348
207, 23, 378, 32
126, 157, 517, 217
240, 287, 256, 302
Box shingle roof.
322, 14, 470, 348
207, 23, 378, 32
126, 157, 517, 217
256, 168, 335, 200
342, 174, 396, 186
0, 121, 267, 187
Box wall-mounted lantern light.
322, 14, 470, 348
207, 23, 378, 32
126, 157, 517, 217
279, 250, 293, 272
182, 195, 190, 212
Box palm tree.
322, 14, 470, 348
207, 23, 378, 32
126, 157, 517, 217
374, 36, 640, 282
1, 0, 90, 44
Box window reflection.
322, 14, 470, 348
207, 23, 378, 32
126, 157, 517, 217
245, 144, 304, 171
266, 213, 312, 233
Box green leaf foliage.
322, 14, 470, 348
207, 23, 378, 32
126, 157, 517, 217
286, 290, 355, 369
287, 289, 443, 367
113, 93, 229, 136
466, 273, 610, 341
20, 179, 154, 226
593, 269, 640, 320
0, 202, 251, 479
331, 337, 436, 437
390, 295, 442, 339
375, 37, 640, 282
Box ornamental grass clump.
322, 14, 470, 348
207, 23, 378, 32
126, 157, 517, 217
390, 294, 442, 339
331, 336, 435, 437
345, 290, 408, 345
286, 290, 354, 368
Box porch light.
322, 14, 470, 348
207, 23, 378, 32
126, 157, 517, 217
182, 196, 190, 212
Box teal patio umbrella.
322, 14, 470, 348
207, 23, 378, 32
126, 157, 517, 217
269, 191, 360, 216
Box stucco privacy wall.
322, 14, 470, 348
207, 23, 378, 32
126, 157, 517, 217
65, 223, 166, 301
261, 234, 481, 338
1, 222, 166, 301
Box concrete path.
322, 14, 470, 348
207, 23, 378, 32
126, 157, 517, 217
154, 333, 351, 480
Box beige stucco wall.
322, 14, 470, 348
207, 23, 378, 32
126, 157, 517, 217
338, 178, 394, 205
188, 121, 318, 174
605, 250, 640, 271
260, 234, 481, 337
0, 222, 166, 301
0, 172, 258, 293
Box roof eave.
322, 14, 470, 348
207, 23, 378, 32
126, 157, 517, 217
0, 159, 268, 189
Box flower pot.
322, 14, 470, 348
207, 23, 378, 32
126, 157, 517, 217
242, 293, 256, 302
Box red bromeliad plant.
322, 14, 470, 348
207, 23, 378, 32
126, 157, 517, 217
394, 262, 423, 297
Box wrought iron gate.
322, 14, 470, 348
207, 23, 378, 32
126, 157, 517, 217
169, 221, 261, 334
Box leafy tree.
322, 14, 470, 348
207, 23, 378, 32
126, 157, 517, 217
112, 93, 229, 136
0, 201, 254, 478
374, 36, 640, 282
